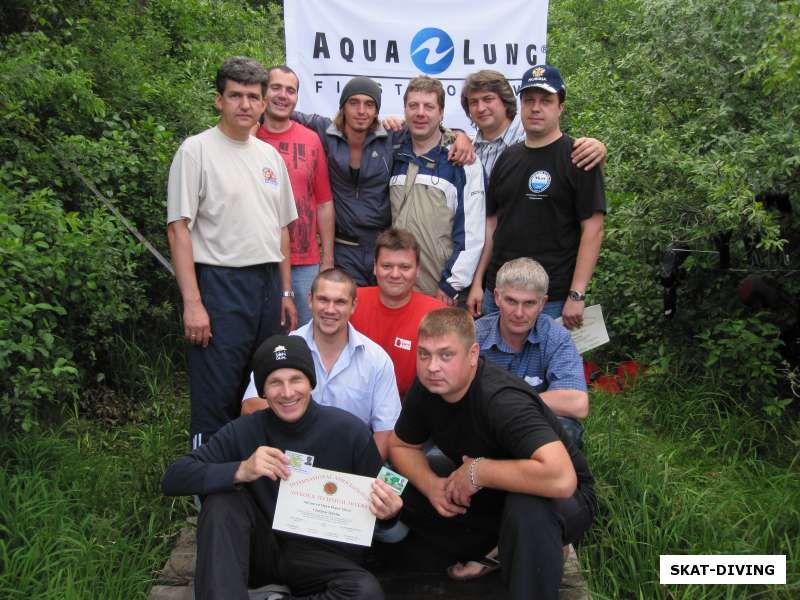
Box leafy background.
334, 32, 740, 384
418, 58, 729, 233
1, 0, 798, 597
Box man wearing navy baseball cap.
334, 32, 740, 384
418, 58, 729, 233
468, 64, 607, 330
162, 334, 402, 600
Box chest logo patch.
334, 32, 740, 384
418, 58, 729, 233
262, 167, 279, 186
528, 170, 551, 193
394, 337, 412, 351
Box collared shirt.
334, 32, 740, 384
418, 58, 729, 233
475, 312, 586, 393
472, 114, 525, 180
244, 322, 401, 432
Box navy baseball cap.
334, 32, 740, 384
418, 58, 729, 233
518, 65, 566, 99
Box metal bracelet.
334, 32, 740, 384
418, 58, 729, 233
469, 456, 484, 490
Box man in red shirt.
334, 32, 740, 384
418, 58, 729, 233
350, 229, 444, 400
256, 65, 335, 326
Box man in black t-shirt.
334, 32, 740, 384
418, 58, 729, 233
163, 335, 402, 600
467, 64, 606, 329
389, 308, 596, 600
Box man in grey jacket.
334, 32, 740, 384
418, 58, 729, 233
294, 76, 474, 286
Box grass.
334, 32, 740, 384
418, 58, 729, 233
1, 356, 798, 598
0, 339, 194, 600
581, 377, 800, 599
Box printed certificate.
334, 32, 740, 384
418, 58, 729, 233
272, 466, 376, 547
556, 304, 610, 354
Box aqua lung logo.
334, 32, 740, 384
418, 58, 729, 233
410, 28, 455, 74
528, 170, 551, 193
311, 31, 540, 75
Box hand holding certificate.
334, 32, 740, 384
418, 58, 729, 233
556, 304, 610, 354
272, 466, 402, 547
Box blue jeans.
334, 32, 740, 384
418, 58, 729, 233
483, 288, 565, 320
291, 264, 319, 328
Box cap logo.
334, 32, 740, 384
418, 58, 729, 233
531, 67, 546, 77
273, 344, 287, 360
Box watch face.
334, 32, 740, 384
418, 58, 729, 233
569, 290, 584, 301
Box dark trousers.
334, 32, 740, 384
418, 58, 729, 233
189, 263, 281, 444
196, 490, 384, 600
402, 457, 595, 600
333, 230, 379, 288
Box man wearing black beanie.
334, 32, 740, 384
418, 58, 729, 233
291, 76, 475, 287
162, 334, 402, 600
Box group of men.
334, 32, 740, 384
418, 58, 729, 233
163, 56, 605, 600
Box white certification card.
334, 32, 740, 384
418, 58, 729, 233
272, 466, 376, 547
556, 304, 610, 354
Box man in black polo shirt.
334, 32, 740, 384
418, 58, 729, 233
467, 64, 606, 329
388, 308, 596, 600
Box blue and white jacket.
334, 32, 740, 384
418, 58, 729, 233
389, 134, 485, 297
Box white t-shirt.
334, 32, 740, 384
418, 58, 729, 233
167, 126, 298, 266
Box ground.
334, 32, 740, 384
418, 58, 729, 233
149, 520, 589, 599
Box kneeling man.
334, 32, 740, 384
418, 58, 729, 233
163, 335, 401, 600
476, 257, 588, 446
389, 308, 596, 600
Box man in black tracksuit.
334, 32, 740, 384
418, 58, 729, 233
162, 335, 402, 600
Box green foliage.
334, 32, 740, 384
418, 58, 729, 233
583, 381, 800, 597
697, 316, 785, 409
0, 391, 191, 599
550, 0, 800, 408
0, 180, 144, 430
0, 0, 286, 429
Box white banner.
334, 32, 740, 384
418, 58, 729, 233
284, 0, 549, 132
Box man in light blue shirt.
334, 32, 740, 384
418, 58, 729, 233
474, 257, 588, 446
242, 268, 401, 459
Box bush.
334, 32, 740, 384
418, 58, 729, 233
0, 0, 287, 429
0, 181, 144, 430
549, 0, 800, 410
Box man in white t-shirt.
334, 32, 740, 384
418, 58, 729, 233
167, 57, 298, 448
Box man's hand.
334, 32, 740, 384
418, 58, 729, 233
445, 456, 481, 508
184, 298, 212, 347
561, 298, 585, 329
465, 284, 484, 317
448, 131, 476, 165
571, 137, 606, 171
281, 297, 298, 332
320, 256, 334, 272
369, 479, 403, 520
425, 476, 467, 518
381, 115, 405, 132
234, 446, 290, 483
435, 288, 456, 306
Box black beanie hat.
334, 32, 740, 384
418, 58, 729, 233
339, 76, 382, 111
252, 335, 316, 397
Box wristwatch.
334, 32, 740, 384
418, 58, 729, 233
282, 290, 295, 298
568, 290, 586, 302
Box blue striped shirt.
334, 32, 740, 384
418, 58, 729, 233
472, 114, 525, 180
475, 312, 586, 394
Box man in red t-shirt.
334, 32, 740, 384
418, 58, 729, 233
351, 229, 444, 399
256, 66, 334, 326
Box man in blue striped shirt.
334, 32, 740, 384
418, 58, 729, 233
474, 257, 587, 446
460, 69, 606, 181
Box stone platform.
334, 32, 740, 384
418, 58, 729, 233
149, 521, 589, 600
